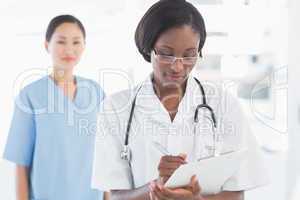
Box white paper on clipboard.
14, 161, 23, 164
164, 149, 246, 191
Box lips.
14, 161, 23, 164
62, 57, 76, 62
168, 74, 184, 80
170, 75, 182, 78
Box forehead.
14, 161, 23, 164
155, 25, 200, 49
52, 23, 84, 37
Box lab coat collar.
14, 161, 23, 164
134, 74, 169, 123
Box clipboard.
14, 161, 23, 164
164, 149, 246, 190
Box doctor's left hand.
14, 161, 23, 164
149, 175, 204, 200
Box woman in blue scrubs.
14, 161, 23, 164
3, 15, 105, 200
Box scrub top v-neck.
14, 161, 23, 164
4, 75, 105, 200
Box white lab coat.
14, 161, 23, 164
91, 75, 268, 195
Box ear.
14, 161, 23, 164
44, 41, 49, 52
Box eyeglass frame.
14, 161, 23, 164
151, 49, 199, 66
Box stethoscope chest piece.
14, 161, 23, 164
121, 145, 131, 162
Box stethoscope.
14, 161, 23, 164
120, 77, 217, 163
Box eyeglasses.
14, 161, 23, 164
152, 49, 199, 65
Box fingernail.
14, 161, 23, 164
180, 153, 187, 159
194, 176, 198, 182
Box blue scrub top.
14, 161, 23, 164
3, 75, 105, 200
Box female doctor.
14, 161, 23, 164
92, 0, 268, 199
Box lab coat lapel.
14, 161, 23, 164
174, 75, 202, 121
167, 76, 203, 159
135, 76, 171, 124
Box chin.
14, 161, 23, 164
161, 78, 186, 88
63, 61, 77, 68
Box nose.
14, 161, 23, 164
171, 58, 184, 73
65, 43, 75, 54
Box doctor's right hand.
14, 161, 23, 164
157, 153, 187, 184
149, 175, 204, 200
